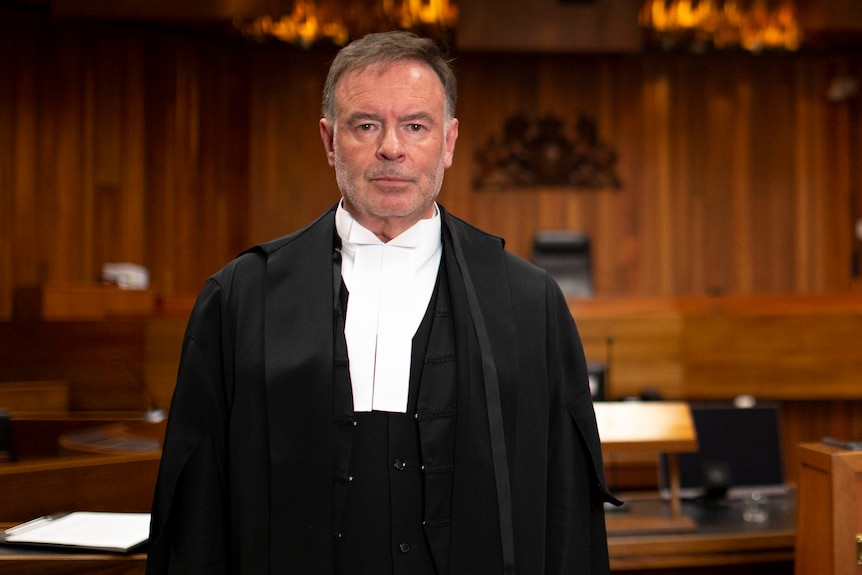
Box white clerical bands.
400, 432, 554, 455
336, 203, 442, 413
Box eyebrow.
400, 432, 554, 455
400, 111, 435, 123
345, 111, 436, 125
345, 112, 381, 124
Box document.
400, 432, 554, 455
1, 512, 150, 553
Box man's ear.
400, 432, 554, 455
319, 118, 336, 167
444, 118, 459, 169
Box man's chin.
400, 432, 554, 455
343, 192, 436, 222
367, 198, 429, 219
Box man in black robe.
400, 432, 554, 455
147, 31, 617, 575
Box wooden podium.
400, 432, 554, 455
594, 401, 698, 534
795, 442, 862, 575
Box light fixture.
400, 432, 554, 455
639, 0, 802, 53
235, 0, 458, 47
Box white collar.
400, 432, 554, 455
335, 200, 443, 413
335, 200, 441, 251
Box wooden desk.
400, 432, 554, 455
0, 421, 161, 574
609, 493, 796, 575
0, 529, 146, 575
0, 495, 796, 575
1, 495, 795, 575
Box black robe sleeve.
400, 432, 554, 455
543, 274, 616, 573
147, 278, 232, 575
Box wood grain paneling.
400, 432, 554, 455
0, 321, 149, 412
572, 294, 862, 402
0, 453, 159, 522
1, 12, 861, 318
451, 51, 862, 299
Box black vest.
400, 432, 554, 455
332, 257, 457, 575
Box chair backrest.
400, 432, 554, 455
531, 230, 593, 297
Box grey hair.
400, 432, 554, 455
321, 31, 457, 122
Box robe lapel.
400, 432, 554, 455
442, 211, 521, 458
441, 208, 519, 574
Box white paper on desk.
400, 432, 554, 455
3, 512, 150, 552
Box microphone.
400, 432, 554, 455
113, 353, 167, 423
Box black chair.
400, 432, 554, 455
531, 231, 593, 297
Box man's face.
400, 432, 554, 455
319, 60, 458, 240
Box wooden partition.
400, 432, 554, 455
572, 294, 862, 487
0, 318, 186, 415
0, 323, 168, 524
0, 380, 69, 413
795, 442, 862, 575
7, 413, 151, 460
1, 293, 860, 490
0, 452, 161, 523
572, 294, 862, 401
1, 410, 163, 532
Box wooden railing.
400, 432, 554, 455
1, 292, 860, 495
571, 294, 862, 401
0, 375, 165, 523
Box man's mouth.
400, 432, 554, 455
371, 175, 412, 188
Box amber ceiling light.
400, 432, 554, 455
639, 0, 801, 52
235, 0, 458, 46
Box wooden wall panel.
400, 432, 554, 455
0, 13, 255, 317
451, 51, 862, 300
247, 46, 339, 246
1, 11, 861, 320
4, 18, 42, 296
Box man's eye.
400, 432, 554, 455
358, 124, 374, 131
407, 124, 423, 132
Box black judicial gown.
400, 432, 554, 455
145, 203, 617, 575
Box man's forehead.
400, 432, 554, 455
334, 62, 445, 118
338, 59, 441, 90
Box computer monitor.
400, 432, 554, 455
659, 402, 787, 500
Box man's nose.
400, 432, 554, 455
377, 127, 405, 161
